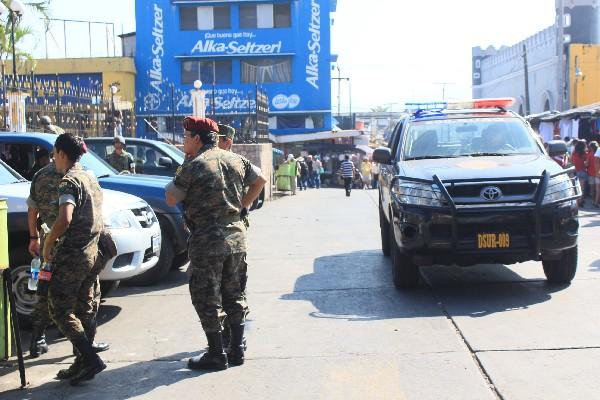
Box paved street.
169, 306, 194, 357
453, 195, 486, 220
2, 188, 600, 399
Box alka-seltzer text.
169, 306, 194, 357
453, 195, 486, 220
306, 0, 321, 90
149, 3, 164, 94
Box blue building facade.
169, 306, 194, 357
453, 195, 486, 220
134, 0, 336, 139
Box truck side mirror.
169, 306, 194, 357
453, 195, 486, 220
547, 140, 567, 157
158, 157, 173, 167
373, 147, 392, 164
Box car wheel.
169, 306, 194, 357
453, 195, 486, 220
380, 205, 391, 257
171, 251, 189, 270
542, 246, 578, 284
390, 223, 419, 289
100, 280, 120, 298
123, 223, 175, 286
10, 264, 37, 327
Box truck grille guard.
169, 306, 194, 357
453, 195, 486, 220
392, 168, 581, 255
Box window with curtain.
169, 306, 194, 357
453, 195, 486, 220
181, 60, 232, 84
241, 57, 292, 83
179, 5, 231, 30
239, 2, 291, 29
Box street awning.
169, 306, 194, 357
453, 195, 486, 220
269, 130, 366, 144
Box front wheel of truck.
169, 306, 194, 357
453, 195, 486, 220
542, 246, 578, 284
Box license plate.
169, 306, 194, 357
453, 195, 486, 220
477, 233, 510, 249
152, 234, 161, 254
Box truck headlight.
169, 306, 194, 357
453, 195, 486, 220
104, 210, 132, 229
392, 181, 444, 207
543, 174, 580, 205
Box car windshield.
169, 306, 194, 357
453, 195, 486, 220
402, 117, 542, 161
0, 159, 25, 184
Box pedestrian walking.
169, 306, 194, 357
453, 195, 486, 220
572, 140, 587, 206
313, 156, 323, 189
372, 161, 380, 189
288, 154, 298, 195
297, 157, 309, 190
306, 155, 315, 188
588, 141, 598, 206
106, 136, 135, 174
360, 159, 372, 189
43, 133, 107, 385
339, 155, 356, 197
165, 116, 266, 371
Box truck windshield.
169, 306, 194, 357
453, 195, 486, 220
403, 117, 542, 161
80, 151, 117, 177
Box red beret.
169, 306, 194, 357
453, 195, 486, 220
183, 117, 219, 134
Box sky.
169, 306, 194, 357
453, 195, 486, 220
17, 0, 557, 112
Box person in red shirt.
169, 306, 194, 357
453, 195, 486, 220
571, 140, 588, 206
588, 142, 598, 207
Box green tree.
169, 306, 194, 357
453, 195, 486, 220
0, 1, 51, 68
370, 105, 390, 113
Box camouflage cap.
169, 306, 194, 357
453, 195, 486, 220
217, 124, 235, 140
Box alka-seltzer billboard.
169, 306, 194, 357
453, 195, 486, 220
135, 0, 332, 117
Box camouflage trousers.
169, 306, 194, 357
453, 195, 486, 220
189, 252, 249, 333
48, 243, 100, 342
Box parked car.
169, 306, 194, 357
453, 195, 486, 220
375, 98, 581, 289
0, 159, 161, 323
85, 137, 265, 210
0, 133, 189, 286
85, 137, 182, 177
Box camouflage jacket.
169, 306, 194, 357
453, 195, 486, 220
27, 162, 62, 228
106, 150, 134, 173
58, 163, 104, 248
166, 145, 260, 257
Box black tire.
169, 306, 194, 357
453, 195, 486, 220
390, 223, 419, 289
543, 246, 578, 284
171, 251, 189, 270
10, 264, 36, 328
100, 280, 120, 298
380, 205, 391, 257
123, 223, 175, 286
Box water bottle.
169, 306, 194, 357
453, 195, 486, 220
37, 262, 53, 296
28, 257, 41, 291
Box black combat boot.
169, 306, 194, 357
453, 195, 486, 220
56, 355, 82, 380
188, 331, 228, 371
83, 317, 110, 353
68, 336, 106, 386
29, 325, 49, 358
222, 318, 231, 352
228, 324, 245, 366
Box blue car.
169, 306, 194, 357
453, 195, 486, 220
0, 133, 188, 285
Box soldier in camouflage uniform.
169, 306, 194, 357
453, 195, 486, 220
106, 135, 135, 173
43, 133, 107, 385
27, 161, 109, 363
166, 117, 266, 371
217, 123, 248, 352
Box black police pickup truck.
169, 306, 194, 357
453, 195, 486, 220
374, 99, 581, 289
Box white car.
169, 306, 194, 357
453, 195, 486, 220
1, 162, 161, 322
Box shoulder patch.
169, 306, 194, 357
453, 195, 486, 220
59, 181, 69, 189
176, 166, 183, 175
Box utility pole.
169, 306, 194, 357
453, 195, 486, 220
523, 44, 531, 115
557, 0, 565, 110
332, 70, 350, 125
434, 82, 454, 101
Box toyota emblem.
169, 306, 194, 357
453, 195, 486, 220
480, 186, 503, 201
